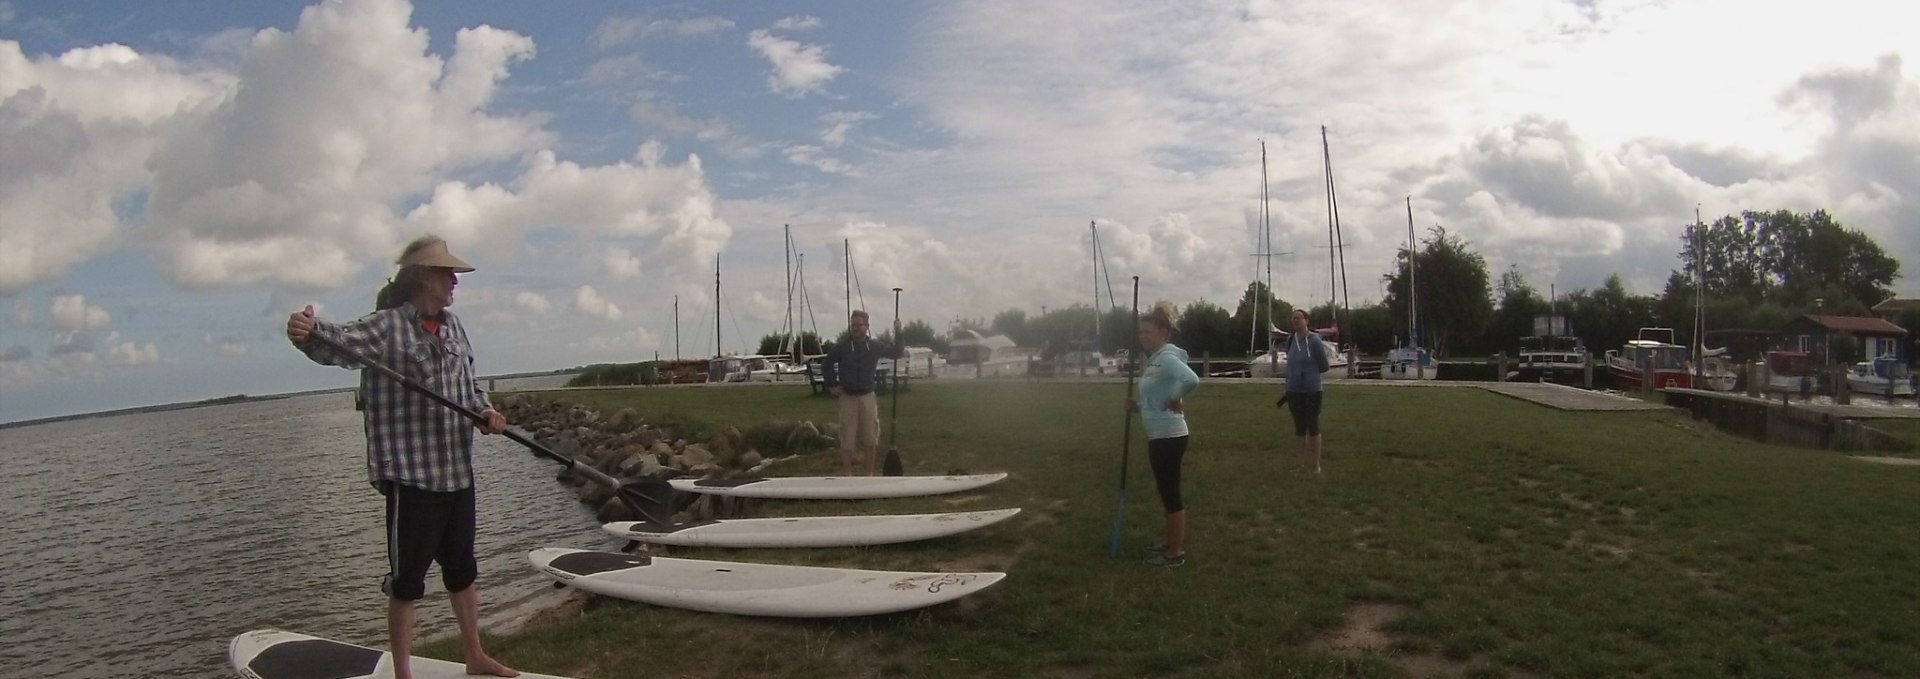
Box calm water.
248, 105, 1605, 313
0, 392, 622, 679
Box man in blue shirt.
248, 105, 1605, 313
821, 310, 904, 475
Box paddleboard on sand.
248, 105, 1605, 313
529, 547, 1006, 617
603, 507, 1021, 548
667, 472, 1007, 500
229, 629, 575, 679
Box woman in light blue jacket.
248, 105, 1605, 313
1129, 301, 1200, 567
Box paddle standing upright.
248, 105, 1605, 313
884, 287, 905, 476
1108, 277, 1141, 557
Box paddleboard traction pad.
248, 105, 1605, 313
547, 551, 652, 578
241, 638, 380, 679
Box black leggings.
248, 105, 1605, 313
1147, 436, 1189, 514
1287, 390, 1324, 436
379, 482, 478, 601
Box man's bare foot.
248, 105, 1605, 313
465, 655, 520, 677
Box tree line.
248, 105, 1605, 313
742, 208, 1909, 363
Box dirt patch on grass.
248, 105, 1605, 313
1556, 492, 1596, 513
1311, 603, 1495, 677
1312, 602, 1408, 652
1565, 530, 1633, 559
1515, 476, 1544, 489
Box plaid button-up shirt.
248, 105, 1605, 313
299, 304, 491, 492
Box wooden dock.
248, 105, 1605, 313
1660, 387, 1917, 452
1660, 388, 1920, 420
1479, 382, 1673, 412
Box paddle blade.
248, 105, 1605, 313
883, 447, 903, 476
615, 478, 677, 529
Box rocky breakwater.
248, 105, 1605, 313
495, 395, 838, 523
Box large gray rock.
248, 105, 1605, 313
596, 496, 635, 523
679, 444, 714, 468
606, 407, 641, 432
788, 421, 821, 451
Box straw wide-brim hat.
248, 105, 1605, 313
397, 237, 475, 273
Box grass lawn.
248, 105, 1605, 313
435, 382, 1919, 678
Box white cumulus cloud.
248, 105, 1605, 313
514, 291, 553, 314
772, 15, 822, 31
105, 337, 161, 365
1, 0, 732, 296
50, 294, 110, 331
574, 285, 623, 320
746, 29, 842, 97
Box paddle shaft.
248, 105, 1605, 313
1120, 276, 1140, 488
884, 288, 904, 476
889, 288, 903, 447
1108, 276, 1140, 557
303, 331, 624, 491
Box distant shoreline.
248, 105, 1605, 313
0, 369, 581, 430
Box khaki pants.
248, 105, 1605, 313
837, 392, 880, 457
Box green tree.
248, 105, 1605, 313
991, 309, 1031, 346
1345, 302, 1396, 355
1177, 300, 1236, 359
1564, 275, 1660, 356
1488, 266, 1548, 354
1228, 281, 1291, 355
888, 319, 947, 353
756, 331, 827, 357
1383, 226, 1493, 356
1680, 209, 1899, 312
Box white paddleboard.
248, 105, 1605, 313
229, 629, 575, 679
603, 507, 1021, 548
667, 472, 1008, 499
529, 547, 1006, 618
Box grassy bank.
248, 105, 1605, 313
437, 382, 1919, 678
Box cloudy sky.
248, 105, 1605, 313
2, 0, 1916, 421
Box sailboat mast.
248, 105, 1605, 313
1694, 204, 1705, 379
784, 224, 793, 359
714, 255, 722, 358
1406, 196, 1418, 346
1090, 221, 1100, 351
673, 295, 680, 360
1261, 140, 1273, 333
844, 239, 852, 317
1326, 128, 1353, 336
1322, 128, 1336, 331
1262, 139, 1277, 373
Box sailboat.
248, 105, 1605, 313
1382, 197, 1436, 380
1067, 222, 1123, 375
1246, 140, 1287, 378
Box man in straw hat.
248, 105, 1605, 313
285, 235, 518, 678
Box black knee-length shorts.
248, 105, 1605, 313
378, 482, 478, 601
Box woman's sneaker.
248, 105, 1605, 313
1145, 552, 1185, 568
